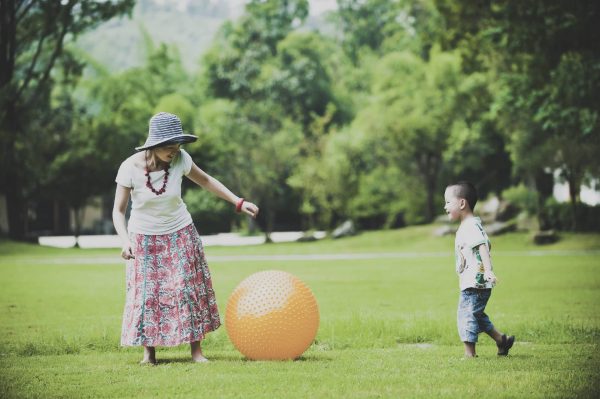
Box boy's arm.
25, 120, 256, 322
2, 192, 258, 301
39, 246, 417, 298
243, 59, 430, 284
476, 243, 497, 285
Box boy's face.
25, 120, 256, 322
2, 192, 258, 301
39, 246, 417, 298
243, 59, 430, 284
444, 187, 466, 222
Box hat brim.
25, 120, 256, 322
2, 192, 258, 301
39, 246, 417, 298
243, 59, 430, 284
135, 134, 198, 151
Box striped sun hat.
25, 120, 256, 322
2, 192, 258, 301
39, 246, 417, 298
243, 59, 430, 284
135, 112, 197, 151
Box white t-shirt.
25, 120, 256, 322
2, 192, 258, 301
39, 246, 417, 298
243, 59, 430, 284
115, 149, 194, 235
454, 216, 493, 291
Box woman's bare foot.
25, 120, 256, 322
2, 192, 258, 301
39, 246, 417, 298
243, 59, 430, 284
190, 341, 208, 363
140, 346, 156, 365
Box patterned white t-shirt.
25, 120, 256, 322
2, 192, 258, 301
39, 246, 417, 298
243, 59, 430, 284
115, 149, 194, 235
454, 216, 493, 291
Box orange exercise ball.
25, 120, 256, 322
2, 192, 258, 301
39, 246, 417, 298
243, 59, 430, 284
225, 270, 319, 360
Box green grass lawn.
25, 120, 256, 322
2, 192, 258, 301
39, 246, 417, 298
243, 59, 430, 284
1, 226, 599, 398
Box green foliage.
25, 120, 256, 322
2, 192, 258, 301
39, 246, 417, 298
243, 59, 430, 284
534, 52, 600, 186
288, 41, 500, 229
193, 98, 304, 235
3, 0, 599, 238
348, 166, 403, 228
244, 0, 309, 52
236, 105, 304, 235
335, 0, 403, 60
0, 0, 135, 238
184, 189, 233, 234
501, 184, 539, 215
286, 107, 338, 229
362, 49, 478, 221
199, 1, 358, 234
154, 93, 195, 131
268, 32, 336, 128
202, 0, 309, 100
541, 198, 600, 233
335, 0, 432, 62
435, 0, 600, 229
37, 38, 196, 236
189, 99, 236, 167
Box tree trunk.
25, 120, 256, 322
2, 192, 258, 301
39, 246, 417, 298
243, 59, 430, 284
1, 3, 24, 240
247, 216, 257, 235
566, 174, 580, 232
2, 101, 27, 240
53, 200, 62, 234
73, 206, 83, 248
425, 178, 436, 223
533, 170, 554, 230
418, 153, 440, 223
5, 173, 27, 240
264, 209, 274, 244
73, 206, 83, 237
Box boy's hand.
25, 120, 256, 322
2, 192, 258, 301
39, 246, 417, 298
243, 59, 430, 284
484, 270, 497, 285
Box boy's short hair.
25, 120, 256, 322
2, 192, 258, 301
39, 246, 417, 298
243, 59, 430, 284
448, 181, 478, 211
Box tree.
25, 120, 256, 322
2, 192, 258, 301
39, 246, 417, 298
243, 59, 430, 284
373, 50, 458, 221
0, 0, 134, 239
264, 31, 359, 230
267, 32, 338, 130
356, 49, 500, 222
334, 0, 404, 62
435, 0, 600, 230
193, 98, 303, 240
286, 104, 339, 229
333, 0, 442, 62
521, 51, 600, 229
199, 0, 323, 237
37, 37, 193, 237
202, 0, 309, 100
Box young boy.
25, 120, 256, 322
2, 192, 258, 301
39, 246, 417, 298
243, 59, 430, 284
444, 181, 515, 358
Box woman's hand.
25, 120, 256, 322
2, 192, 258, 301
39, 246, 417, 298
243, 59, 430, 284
121, 242, 135, 260
241, 201, 260, 219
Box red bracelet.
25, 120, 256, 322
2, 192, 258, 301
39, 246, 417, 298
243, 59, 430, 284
235, 198, 245, 213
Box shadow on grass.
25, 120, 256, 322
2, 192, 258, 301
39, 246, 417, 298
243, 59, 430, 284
151, 353, 242, 364
294, 354, 333, 362
146, 353, 333, 365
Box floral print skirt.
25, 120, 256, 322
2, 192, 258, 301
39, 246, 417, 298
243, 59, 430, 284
121, 224, 221, 347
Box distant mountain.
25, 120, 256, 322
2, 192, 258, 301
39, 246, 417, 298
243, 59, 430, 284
74, 0, 244, 73
75, 0, 337, 74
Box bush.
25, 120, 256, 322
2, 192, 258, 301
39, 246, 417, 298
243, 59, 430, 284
501, 184, 538, 215
541, 198, 600, 232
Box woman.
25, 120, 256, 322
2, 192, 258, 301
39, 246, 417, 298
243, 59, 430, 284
113, 112, 259, 364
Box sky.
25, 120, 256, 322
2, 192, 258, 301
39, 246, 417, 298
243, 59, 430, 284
307, 0, 338, 15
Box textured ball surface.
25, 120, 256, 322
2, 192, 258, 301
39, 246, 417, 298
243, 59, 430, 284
225, 270, 319, 360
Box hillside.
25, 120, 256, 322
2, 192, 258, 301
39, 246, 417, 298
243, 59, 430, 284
74, 0, 336, 73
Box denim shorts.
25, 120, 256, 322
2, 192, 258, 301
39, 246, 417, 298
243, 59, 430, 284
457, 288, 494, 343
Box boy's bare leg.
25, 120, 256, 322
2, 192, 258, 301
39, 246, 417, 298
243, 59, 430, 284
141, 346, 156, 364
485, 327, 504, 345
463, 342, 476, 357
487, 327, 515, 355
191, 341, 208, 362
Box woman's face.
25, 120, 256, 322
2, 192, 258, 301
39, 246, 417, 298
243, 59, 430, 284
153, 144, 181, 163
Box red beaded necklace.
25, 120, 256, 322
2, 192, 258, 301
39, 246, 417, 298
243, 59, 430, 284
145, 152, 170, 195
